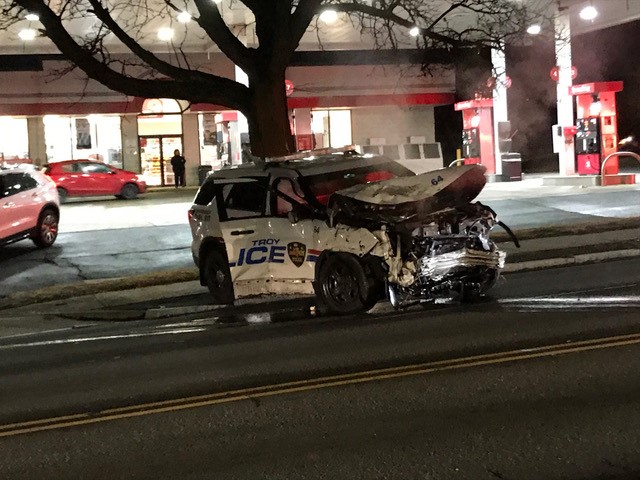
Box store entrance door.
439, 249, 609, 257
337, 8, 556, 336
139, 136, 183, 186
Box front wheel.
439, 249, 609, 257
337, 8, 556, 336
203, 250, 234, 304
315, 253, 375, 315
32, 209, 59, 248
119, 183, 139, 200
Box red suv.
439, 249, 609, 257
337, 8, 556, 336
43, 160, 147, 202
0, 166, 60, 248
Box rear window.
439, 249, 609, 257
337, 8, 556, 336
301, 162, 413, 205
194, 178, 216, 206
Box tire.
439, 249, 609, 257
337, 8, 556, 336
203, 250, 234, 304
119, 183, 139, 200
315, 253, 375, 315
32, 208, 59, 248
56, 187, 68, 203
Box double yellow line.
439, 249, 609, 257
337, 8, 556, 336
2, 332, 640, 438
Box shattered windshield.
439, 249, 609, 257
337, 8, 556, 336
301, 162, 414, 205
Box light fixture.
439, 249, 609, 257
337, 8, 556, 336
527, 24, 541, 35
157, 27, 174, 41
177, 11, 191, 23
589, 94, 602, 116
579, 5, 598, 21
319, 9, 337, 24
18, 29, 37, 40
409, 26, 420, 37
25, 13, 39, 21
470, 112, 482, 128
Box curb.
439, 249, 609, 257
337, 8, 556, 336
503, 248, 640, 273
490, 216, 640, 242
1, 228, 639, 313
50, 247, 640, 323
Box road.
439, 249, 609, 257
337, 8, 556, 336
0, 259, 639, 479
1, 185, 640, 298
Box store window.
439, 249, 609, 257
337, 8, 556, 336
198, 113, 224, 170
0, 117, 29, 163
311, 109, 353, 149
198, 112, 238, 170
137, 99, 183, 187
43, 115, 123, 167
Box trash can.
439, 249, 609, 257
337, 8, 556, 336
501, 153, 522, 182
198, 165, 212, 185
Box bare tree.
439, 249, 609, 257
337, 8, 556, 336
0, 0, 554, 157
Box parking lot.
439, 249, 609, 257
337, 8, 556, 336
0, 189, 197, 297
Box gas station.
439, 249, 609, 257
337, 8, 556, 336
452, 1, 640, 186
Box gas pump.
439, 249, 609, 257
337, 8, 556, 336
569, 81, 623, 175
454, 98, 496, 174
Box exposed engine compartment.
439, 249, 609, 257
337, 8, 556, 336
384, 202, 507, 308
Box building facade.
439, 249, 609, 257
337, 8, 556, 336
0, 53, 455, 185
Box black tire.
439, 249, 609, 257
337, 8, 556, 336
32, 208, 59, 248
315, 253, 375, 315
119, 183, 139, 200
56, 187, 68, 203
203, 250, 234, 304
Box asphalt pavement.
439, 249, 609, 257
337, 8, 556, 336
0, 174, 639, 337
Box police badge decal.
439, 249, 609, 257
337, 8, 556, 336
287, 242, 307, 267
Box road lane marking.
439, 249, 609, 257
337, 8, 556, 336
3, 332, 640, 438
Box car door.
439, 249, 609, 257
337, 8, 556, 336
59, 162, 89, 195
0, 172, 41, 238
265, 176, 322, 283
80, 162, 119, 195
217, 179, 273, 283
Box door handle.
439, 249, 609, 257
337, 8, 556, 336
2, 202, 15, 208
230, 229, 254, 236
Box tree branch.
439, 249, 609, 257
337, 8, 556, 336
193, 0, 255, 75
14, 0, 250, 111
330, 1, 476, 48
290, 0, 323, 54
86, 0, 221, 84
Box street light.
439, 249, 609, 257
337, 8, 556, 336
18, 29, 37, 40
319, 10, 338, 24
579, 5, 598, 21
157, 28, 174, 41
527, 24, 542, 35
177, 11, 191, 23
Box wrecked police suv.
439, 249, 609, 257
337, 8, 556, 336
188, 148, 517, 315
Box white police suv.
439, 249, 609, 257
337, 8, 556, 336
188, 148, 506, 314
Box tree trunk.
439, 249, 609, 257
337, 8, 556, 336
246, 68, 295, 158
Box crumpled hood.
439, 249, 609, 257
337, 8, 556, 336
328, 164, 487, 226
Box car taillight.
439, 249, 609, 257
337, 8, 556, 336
188, 209, 195, 220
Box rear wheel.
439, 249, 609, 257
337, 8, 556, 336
119, 183, 139, 200
203, 250, 234, 304
315, 253, 375, 315
32, 209, 59, 248
56, 187, 67, 203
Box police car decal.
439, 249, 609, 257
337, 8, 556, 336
229, 238, 321, 267
287, 242, 306, 267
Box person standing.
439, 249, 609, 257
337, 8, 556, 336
170, 149, 186, 187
